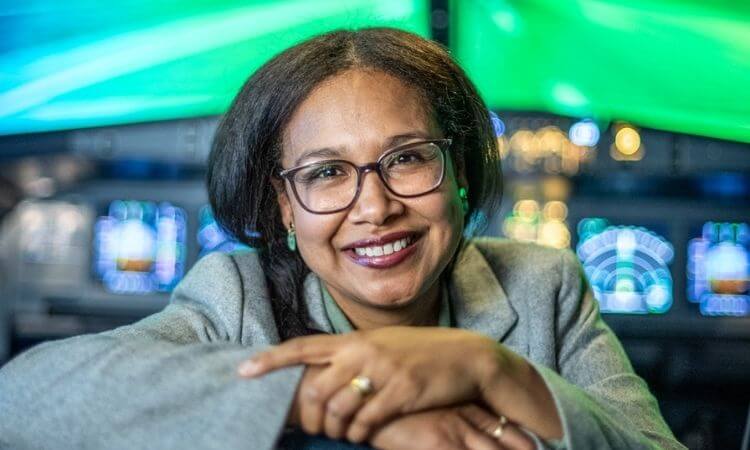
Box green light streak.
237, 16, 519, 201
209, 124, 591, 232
0, 0, 428, 135
452, 0, 750, 143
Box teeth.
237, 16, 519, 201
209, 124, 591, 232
353, 237, 412, 258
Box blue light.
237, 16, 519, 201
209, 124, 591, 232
569, 119, 600, 146
577, 218, 674, 314
699, 173, 750, 197
687, 222, 749, 316
489, 111, 505, 137
93, 200, 186, 294
197, 205, 250, 257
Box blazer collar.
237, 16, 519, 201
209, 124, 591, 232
303, 241, 518, 341
304, 274, 334, 334
448, 242, 518, 341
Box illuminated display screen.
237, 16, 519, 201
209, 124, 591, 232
0, 0, 429, 136
451, 1, 750, 143
93, 200, 186, 294
197, 205, 251, 257
687, 222, 750, 317
576, 218, 674, 314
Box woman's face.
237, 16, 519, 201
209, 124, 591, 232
277, 69, 466, 311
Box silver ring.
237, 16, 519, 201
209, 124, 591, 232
490, 415, 508, 439
349, 375, 374, 397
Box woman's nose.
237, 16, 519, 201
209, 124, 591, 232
347, 171, 404, 226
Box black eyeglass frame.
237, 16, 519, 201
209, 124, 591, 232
277, 138, 453, 214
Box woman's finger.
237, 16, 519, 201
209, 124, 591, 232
298, 363, 360, 435
346, 377, 406, 442
445, 413, 503, 450
462, 425, 506, 450
458, 405, 534, 450
456, 404, 500, 433
323, 382, 368, 439
238, 335, 341, 377
489, 422, 534, 450
456, 405, 507, 450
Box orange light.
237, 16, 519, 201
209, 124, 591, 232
615, 126, 640, 155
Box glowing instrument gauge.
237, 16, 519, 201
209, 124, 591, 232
576, 219, 674, 314
93, 200, 186, 294
688, 222, 749, 316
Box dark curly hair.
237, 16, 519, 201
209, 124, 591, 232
208, 27, 501, 340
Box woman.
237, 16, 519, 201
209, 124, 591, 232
0, 28, 683, 450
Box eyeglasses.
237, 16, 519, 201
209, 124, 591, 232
278, 139, 452, 214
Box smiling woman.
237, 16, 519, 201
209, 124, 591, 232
0, 28, 685, 450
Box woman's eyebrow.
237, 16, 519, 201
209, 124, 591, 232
293, 147, 343, 166
385, 131, 433, 147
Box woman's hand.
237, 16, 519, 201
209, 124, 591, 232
238, 327, 507, 441
287, 367, 534, 450
287, 367, 535, 449
370, 404, 535, 450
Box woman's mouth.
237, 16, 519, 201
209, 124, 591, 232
344, 233, 421, 269
353, 235, 414, 257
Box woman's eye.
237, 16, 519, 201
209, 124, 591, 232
393, 151, 425, 164
300, 164, 346, 182
315, 167, 340, 178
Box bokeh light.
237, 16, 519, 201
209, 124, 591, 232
569, 119, 600, 147
614, 125, 641, 156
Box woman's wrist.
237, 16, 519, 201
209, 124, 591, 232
477, 343, 564, 441
473, 340, 513, 409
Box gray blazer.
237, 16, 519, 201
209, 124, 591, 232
0, 238, 684, 450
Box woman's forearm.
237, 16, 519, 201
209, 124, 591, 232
477, 344, 563, 441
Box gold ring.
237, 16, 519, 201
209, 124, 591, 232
490, 415, 508, 439
349, 375, 374, 397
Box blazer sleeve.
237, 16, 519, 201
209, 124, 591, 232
530, 250, 686, 450
0, 252, 303, 450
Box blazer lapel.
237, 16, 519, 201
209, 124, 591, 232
449, 242, 518, 342
304, 273, 335, 334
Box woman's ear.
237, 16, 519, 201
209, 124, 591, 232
272, 178, 294, 228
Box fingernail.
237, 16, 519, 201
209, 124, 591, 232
237, 360, 261, 377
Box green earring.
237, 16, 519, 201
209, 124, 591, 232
458, 187, 469, 213
286, 224, 297, 251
